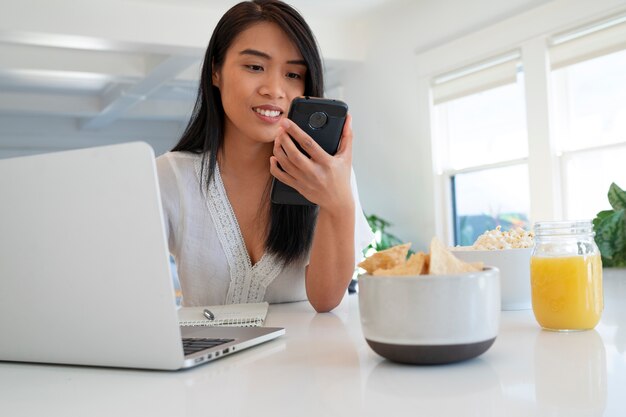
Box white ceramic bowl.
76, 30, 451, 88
358, 267, 500, 365
451, 247, 532, 310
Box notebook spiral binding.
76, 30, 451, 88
179, 318, 264, 327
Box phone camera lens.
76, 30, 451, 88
308, 111, 328, 129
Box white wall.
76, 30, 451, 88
0, 0, 366, 60
345, 0, 626, 251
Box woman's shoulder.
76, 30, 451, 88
156, 151, 202, 172
157, 150, 203, 163
155, 152, 207, 192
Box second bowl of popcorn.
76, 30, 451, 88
452, 226, 534, 310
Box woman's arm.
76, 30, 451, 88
269, 115, 356, 312
304, 198, 355, 312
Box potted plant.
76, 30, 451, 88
349, 213, 407, 293
593, 182, 626, 267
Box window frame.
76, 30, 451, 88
433, 63, 532, 245
418, 4, 626, 245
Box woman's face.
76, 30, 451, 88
213, 22, 307, 146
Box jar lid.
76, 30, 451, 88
534, 220, 594, 236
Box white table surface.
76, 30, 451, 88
1, 269, 625, 417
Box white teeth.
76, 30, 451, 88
255, 108, 281, 117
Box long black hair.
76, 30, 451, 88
171, 0, 323, 265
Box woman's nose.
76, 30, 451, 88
259, 72, 286, 99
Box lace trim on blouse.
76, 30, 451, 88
195, 158, 283, 304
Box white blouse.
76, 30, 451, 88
156, 151, 374, 307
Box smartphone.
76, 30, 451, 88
270, 96, 348, 205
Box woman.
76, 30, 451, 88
156, 0, 373, 312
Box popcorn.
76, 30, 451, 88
457, 226, 534, 250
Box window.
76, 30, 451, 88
433, 54, 531, 245
429, 11, 626, 245
452, 164, 530, 246
551, 47, 626, 220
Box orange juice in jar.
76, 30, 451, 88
530, 220, 603, 331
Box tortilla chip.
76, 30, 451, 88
421, 254, 430, 275
428, 237, 482, 275
372, 251, 427, 276
470, 261, 484, 270
358, 243, 411, 274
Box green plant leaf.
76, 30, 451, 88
366, 214, 391, 232
594, 208, 626, 260
594, 209, 614, 221
592, 183, 626, 268
612, 250, 626, 267
363, 212, 406, 253
593, 210, 614, 231
608, 182, 626, 210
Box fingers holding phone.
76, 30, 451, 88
270, 125, 312, 192
270, 134, 352, 211
272, 120, 315, 174
278, 118, 332, 164
270, 129, 301, 185
270, 97, 352, 207
334, 113, 353, 162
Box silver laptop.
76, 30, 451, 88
0, 142, 284, 370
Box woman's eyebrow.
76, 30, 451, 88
239, 48, 306, 66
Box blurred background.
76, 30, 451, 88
1, 0, 625, 249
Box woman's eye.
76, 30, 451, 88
246, 65, 263, 72
287, 72, 302, 80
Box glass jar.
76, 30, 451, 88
530, 220, 603, 331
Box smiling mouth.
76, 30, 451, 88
253, 108, 282, 118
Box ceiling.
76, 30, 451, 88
0, 0, 553, 156
134, 0, 395, 18
0, 0, 396, 136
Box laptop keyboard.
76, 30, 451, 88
182, 338, 234, 355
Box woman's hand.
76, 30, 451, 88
270, 114, 356, 312
269, 114, 354, 211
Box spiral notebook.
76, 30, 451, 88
178, 302, 269, 327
